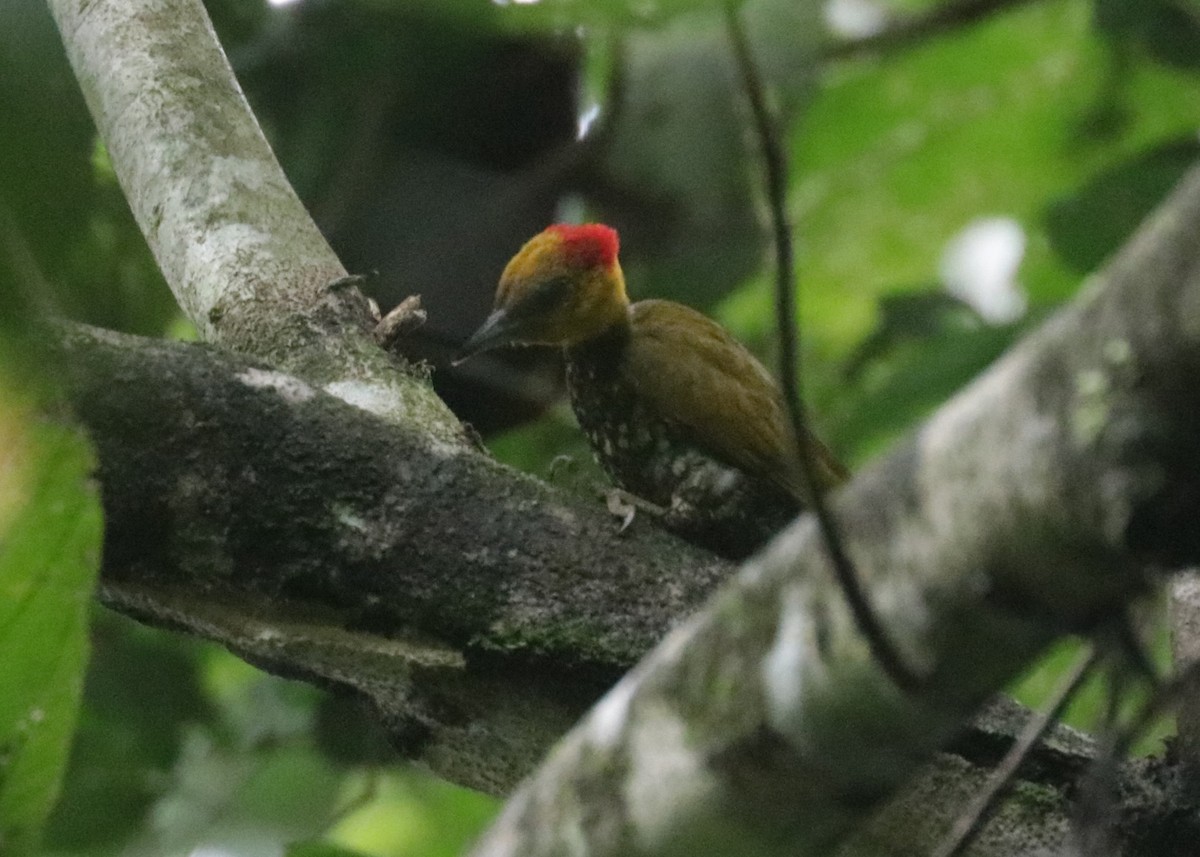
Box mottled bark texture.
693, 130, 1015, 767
60, 324, 733, 794
46, 0, 463, 440
61, 324, 1200, 853
62, 321, 1200, 855
466, 167, 1200, 857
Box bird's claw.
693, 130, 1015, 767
605, 489, 638, 533
601, 488, 666, 534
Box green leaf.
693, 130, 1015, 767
794, 0, 1200, 356
287, 841, 376, 857
0, 192, 102, 855
326, 771, 498, 857
760, 0, 1200, 460
830, 318, 1028, 461
43, 612, 214, 850
1095, 0, 1200, 70
0, 397, 102, 855
1044, 137, 1200, 273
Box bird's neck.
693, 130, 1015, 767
562, 311, 634, 429
564, 305, 632, 362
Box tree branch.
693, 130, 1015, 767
46, 0, 465, 442
63, 319, 1200, 853
59, 322, 734, 794
933, 645, 1100, 857
466, 164, 1200, 856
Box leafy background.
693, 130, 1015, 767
1, 0, 1198, 853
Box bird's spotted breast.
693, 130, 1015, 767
562, 316, 804, 558
566, 340, 681, 507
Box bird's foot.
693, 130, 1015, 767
601, 487, 666, 533
659, 494, 702, 530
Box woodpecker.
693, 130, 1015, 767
460, 223, 845, 558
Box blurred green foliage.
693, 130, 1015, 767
0, 399, 100, 856
0, 6, 180, 337
2, 0, 1198, 852
42, 612, 497, 857
0, 129, 103, 857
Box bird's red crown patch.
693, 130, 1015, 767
547, 223, 619, 269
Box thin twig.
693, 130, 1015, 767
723, 4, 921, 692
932, 644, 1100, 857
374, 294, 427, 351
822, 0, 1044, 63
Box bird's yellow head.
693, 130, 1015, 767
458, 224, 629, 359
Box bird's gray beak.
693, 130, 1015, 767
454, 308, 516, 365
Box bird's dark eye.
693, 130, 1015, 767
511, 275, 572, 318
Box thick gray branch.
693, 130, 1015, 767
466, 167, 1200, 856
46, 0, 334, 340
60, 324, 734, 793
47, 0, 464, 442
63, 322, 1200, 853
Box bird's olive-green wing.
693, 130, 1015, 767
624, 300, 845, 500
